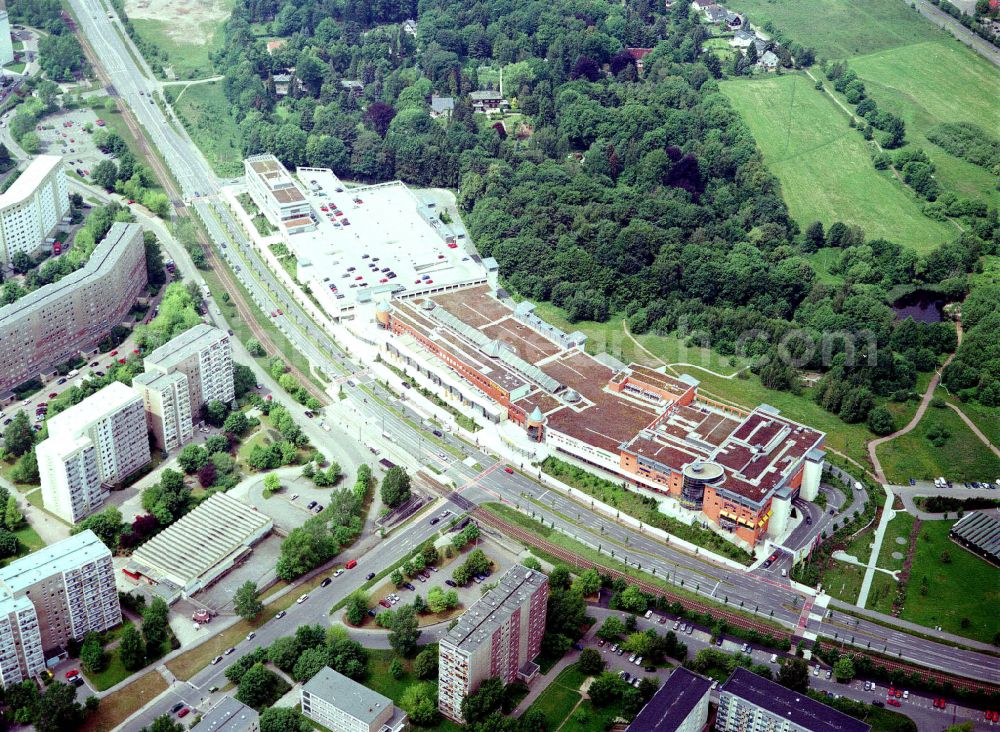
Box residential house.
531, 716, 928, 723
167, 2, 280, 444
266, 39, 286, 55
430, 95, 455, 119
469, 90, 508, 114
729, 29, 756, 49
402, 19, 418, 36
691, 0, 715, 11
758, 50, 780, 70
273, 72, 292, 97
625, 48, 653, 74
753, 38, 769, 55
725, 10, 745, 28
704, 5, 727, 23
341, 79, 364, 96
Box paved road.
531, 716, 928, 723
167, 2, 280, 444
66, 0, 1000, 694
907, 0, 1000, 68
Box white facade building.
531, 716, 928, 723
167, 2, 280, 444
0, 531, 121, 685
0, 3, 14, 68
143, 324, 235, 420
301, 666, 407, 732
132, 370, 193, 451
244, 154, 314, 234
0, 155, 69, 268
38, 382, 150, 523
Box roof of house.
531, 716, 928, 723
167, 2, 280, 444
302, 666, 396, 723
625, 47, 654, 60
626, 667, 713, 732
430, 95, 455, 113
759, 50, 779, 66
720, 668, 871, 732
470, 90, 503, 101
46, 381, 142, 439
704, 6, 727, 20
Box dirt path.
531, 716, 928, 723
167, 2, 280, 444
867, 322, 963, 484
946, 403, 1000, 458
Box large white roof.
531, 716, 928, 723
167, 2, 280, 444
0, 155, 62, 209
46, 381, 142, 439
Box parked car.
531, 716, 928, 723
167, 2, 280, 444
224, 647, 236, 655
211, 656, 223, 665
246, 632, 256, 641
321, 577, 332, 587
275, 610, 287, 619
405, 582, 416, 591
178, 707, 190, 718
445, 579, 457, 587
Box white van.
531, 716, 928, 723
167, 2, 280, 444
644, 610, 653, 620
770, 654, 778, 664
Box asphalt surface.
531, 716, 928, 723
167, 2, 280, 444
65, 0, 1000, 719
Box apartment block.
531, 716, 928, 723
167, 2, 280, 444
0, 4, 14, 67
0, 595, 43, 686
301, 666, 407, 732
143, 323, 235, 421
0, 531, 121, 685
0, 155, 69, 268
38, 382, 150, 523
0, 221, 146, 397
717, 668, 871, 732
626, 667, 712, 732
244, 154, 315, 235
132, 370, 193, 451
438, 565, 548, 722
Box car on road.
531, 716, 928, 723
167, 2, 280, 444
365, 572, 375, 580
211, 656, 223, 665
321, 577, 332, 587
345, 559, 357, 569
170, 703, 184, 714
430, 517, 439, 525
225, 647, 236, 655
65, 669, 79, 678
275, 610, 287, 619
48, 392, 58, 399
296, 594, 309, 604
334, 569, 344, 577
503, 466, 514, 474
887, 698, 900, 707
246, 632, 256, 641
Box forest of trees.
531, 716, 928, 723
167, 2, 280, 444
197, 0, 1000, 421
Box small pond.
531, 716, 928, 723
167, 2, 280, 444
892, 290, 947, 323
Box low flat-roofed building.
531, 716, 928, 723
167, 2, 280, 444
0, 221, 146, 396
301, 666, 407, 732
718, 668, 871, 732
191, 697, 260, 732
282, 169, 489, 319
128, 492, 272, 600
244, 154, 314, 235
626, 667, 712, 732
949, 510, 1000, 565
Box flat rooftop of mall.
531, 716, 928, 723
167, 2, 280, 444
278, 167, 494, 316
386, 285, 824, 504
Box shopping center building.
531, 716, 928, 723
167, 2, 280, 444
377, 285, 825, 547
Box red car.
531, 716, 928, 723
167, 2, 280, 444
133, 348, 140, 354
345, 560, 357, 569
110, 350, 118, 356
277, 309, 283, 315
894, 689, 903, 698
379, 600, 390, 608
504, 466, 514, 474
270, 311, 277, 317
887, 698, 900, 707
986, 711, 1000, 722
65, 669, 79, 679
447, 242, 458, 248
48, 392, 57, 399
177, 707, 190, 718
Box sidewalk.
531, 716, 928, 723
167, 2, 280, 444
855, 486, 894, 608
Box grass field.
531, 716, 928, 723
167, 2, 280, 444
899, 520, 1000, 643
365, 650, 463, 732
875, 512, 914, 572
167, 81, 243, 177
720, 0, 941, 58
530, 663, 590, 729
79, 671, 168, 732
865, 571, 898, 616
820, 561, 866, 604
850, 41, 1000, 209
875, 399, 1000, 483
721, 74, 952, 254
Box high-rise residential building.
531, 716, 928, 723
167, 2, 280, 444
0, 155, 69, 268
0, 1, 14, 67
626, 667, 713, 732
0, 221, 146, 397
0, 531, 121, 686
438, 564, 548, 722
243, 154, 315, 235
717, 668, 871, 732
38, 382, 150, 523
143, 324, 235, 422
191, 697, 260, 732
132, 370, 193, 451
301, 666, 407, 732
0, 595, 43, 686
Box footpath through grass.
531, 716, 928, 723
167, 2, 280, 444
530, 663, 589, 729
875, 399, 1000, 484
167, 81, 243, 177
720, 73, 951, 254
79, 671, 168, 732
